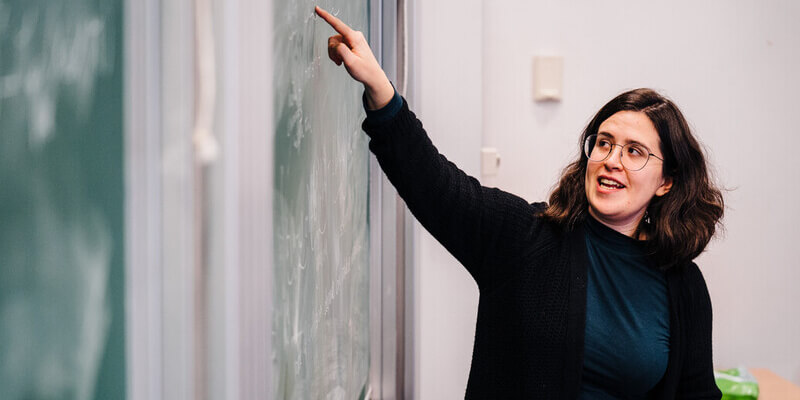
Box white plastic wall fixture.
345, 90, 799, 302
533, 55, 563, 102
481, 147, 501, 177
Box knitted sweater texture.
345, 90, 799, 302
361, 98, 722, 399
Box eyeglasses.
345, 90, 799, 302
583, 134, 664, 171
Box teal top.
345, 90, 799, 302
579, 215, 670, 398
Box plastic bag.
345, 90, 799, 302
714, 367, 759, 400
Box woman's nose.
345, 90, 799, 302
604, 145, 624, 170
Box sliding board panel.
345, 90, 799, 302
272, 1, 371, 399
0, 1, 126, 399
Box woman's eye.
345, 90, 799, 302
627, 146, 645, 157
598, 140, 611, 148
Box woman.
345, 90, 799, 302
315, 6, 724, 399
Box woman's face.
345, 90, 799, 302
584, 111, 673, 235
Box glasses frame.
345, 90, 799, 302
583, 134, 664, 171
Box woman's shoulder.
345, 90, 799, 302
530, 201, 548, 214
681, 262, 711, 290
671, 261, 714, 312
516, 200, 574, 249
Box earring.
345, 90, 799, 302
644, 211, 651, 224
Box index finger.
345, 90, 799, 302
315, 6, 354, 37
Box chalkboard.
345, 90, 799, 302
272, 1, 371, 399
0, 0, 125, 399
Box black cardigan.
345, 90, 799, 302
362, 98, 722, 399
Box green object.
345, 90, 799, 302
272, 1, 371, 399
715, 367, 760, 400
0, 1, 125, 399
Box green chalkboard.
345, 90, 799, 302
0, 0, 125, 399
272, 1, 371, 399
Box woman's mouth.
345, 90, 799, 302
598, 177, 625, 190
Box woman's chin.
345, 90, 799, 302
588, 203, 626, 222
588, 195, 620, 217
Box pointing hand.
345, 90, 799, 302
315, 6, 394, 110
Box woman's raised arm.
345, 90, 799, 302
314, 6, 543, 290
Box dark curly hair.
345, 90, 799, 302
542, 88, 724, 270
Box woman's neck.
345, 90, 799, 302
587, 207, 645, 239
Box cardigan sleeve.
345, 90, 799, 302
362, 85, 403, 124
676, 263, 722, 399
362, 97, 545, 291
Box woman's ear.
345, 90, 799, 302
655, 176, 673, 197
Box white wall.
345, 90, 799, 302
411, 0, 800, 396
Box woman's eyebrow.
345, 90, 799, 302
597, 131, 653, 152
598, 131, 614, 139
